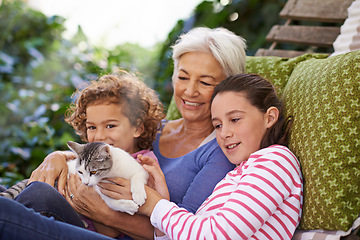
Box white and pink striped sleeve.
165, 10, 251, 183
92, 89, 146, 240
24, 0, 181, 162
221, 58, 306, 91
150, 145, 303, 240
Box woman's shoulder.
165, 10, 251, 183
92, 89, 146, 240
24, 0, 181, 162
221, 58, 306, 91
160, 118, 183, 136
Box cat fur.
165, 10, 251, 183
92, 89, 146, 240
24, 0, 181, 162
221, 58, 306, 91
67, 141, 149, 215
0, 179, 29, 199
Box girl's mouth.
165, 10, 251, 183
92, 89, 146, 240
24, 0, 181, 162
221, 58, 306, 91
226, 143, 240, 149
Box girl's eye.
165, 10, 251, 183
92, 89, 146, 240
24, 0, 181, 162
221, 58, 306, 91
90, 171, 97, 176
231, 118, 241, 123
213, 123, 222, 129
87, 126, 95, 130
106, 124, 116, 129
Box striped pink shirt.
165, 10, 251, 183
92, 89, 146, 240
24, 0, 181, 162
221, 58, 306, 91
150, 145, 303, 240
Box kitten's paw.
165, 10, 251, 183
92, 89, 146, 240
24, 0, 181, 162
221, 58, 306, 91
122, 201, 139, 215
107, 199, 139, 215
132, 189, 147, 206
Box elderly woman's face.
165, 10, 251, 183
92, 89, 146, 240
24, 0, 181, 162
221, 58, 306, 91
173, 51, 226, 123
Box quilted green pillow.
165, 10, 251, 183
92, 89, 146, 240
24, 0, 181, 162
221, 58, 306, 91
166, 53, 328, 120
245, 53, 328, 97
282, 50, 360, 230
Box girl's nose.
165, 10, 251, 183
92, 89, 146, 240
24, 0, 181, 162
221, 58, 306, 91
220, 124, 233, 139
94, 129, 106, 142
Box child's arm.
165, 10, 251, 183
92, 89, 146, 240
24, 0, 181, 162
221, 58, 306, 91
138, 154, 170, 201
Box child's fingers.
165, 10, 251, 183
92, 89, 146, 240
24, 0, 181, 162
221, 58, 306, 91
138, 155, 158, 166
143, 164, 165, 182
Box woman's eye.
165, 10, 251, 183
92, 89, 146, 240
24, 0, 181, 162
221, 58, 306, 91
200, 81, 213, 86
178, 76, 188, 80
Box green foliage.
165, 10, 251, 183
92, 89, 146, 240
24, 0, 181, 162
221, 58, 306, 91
0, 0, 77, 186
0, 0, 159, 187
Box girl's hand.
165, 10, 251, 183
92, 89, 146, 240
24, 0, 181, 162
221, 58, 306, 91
138, 155, 170, 200
29, 151, 76, 195
98, 177, 133, 200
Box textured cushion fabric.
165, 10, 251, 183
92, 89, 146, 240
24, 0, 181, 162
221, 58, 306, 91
293, 216, 360, 240
282, 50, 360, 231
245, 53, 328, 97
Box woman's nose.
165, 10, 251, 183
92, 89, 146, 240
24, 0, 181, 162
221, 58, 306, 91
184, 79, 199, 96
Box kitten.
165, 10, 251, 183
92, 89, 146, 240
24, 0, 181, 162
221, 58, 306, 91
67, 141, 149, 215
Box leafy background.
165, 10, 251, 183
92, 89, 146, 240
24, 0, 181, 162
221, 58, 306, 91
0, 0, 288, 186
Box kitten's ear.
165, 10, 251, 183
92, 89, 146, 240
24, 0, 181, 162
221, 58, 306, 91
103, 144, 111, 155
97, 144, 112, 160
67, 141, 84, 154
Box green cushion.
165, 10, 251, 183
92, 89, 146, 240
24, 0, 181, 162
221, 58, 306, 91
166, 53, 328, 120
245, 53, 328, 97
282, 50, 360, 230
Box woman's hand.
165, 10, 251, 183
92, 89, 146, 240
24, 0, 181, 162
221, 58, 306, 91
65, 174, 109, 218
28, 151, 76, 195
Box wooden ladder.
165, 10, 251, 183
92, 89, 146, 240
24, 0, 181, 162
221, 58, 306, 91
255, 0, 354, 58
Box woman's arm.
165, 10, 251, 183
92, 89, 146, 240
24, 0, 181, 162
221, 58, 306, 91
176, 145, 235, 213
28, 151, 76, 194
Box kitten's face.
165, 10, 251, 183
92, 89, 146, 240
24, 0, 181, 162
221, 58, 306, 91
68, 142, 113, 187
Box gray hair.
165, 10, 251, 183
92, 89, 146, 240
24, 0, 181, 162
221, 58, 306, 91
172, 27, 247, 77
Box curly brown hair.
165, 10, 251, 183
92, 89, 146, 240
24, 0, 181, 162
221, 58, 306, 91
65, 71, 165, 151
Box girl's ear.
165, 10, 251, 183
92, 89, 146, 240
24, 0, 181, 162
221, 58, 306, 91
133, 121, 143, 138
265, 107, 279, 128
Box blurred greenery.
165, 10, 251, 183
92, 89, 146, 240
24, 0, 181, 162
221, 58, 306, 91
0, 0, 160, 186
0, 0, 287, 186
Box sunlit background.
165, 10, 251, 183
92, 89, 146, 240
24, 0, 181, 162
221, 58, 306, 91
28, 0, 204, 48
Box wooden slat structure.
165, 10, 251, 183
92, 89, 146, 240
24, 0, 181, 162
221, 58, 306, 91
256, 0, 354, 58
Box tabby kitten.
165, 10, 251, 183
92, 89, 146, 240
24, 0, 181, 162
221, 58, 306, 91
67, 141, 149, 215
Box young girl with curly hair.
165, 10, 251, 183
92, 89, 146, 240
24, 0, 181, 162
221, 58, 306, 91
16, 71, 165, 238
